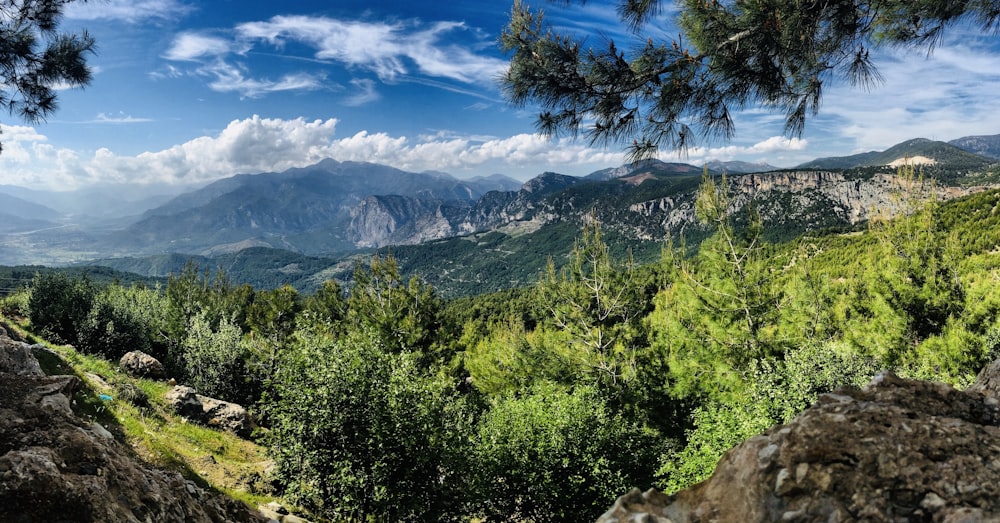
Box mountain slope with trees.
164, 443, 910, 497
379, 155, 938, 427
9, 169, 1000, 521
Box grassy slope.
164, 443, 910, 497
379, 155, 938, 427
0, 317, 280, 512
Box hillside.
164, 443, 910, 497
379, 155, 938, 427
796, 137, 995, 177
82, 148, 1000, 297
950, 133, 1000, 159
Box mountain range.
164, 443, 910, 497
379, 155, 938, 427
1, 134, 999, 296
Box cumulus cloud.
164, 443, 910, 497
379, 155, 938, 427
0, 117, 631, 189
659, 136, 808, 165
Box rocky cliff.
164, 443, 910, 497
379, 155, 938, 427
0, 328, 265, 523
598, 364, 1000, 523
347, 169, 993, 249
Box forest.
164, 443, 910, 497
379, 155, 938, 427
3, 169, 1000, 522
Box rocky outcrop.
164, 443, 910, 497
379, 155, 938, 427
119, 350, 166, 379
165, 385, 254, 438
597, 368, 1000, 523
346, 195, 471, 248
0, 332, 264, 523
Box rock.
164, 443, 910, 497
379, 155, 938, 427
0, 341, 265, 522
0, 336, 44, 376
84, 371, 111, 390
597, 370, 1000, 523
119, 351, 166, 380
967, 358, 1000, 397
164, 385, 255, 438
200, 395, 254, 438
165, 385, 204, 419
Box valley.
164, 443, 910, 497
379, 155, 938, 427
1, 135, 999, 297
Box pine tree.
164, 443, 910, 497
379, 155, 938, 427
0, 0, 95, 152
501, 0, 999, 158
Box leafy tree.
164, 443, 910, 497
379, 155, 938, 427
301, 279, 346, 327
650, 174, 788, 399
76, 284, 163, 361
180, 310, 250, 404
471, 381, 664, 522
28, 272, 94, 344
266, 328, 475, 522
502, 0, 999, 158
0, 0, 95, 152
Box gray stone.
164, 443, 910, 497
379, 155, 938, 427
164, 385, 255, 438
164, 385, 203, 419
598, 368, 1000, 523
119, 351, 167, 380
200, 395, 254, 438
0, 336, 44, 376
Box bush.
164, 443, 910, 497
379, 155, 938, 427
180, 311, 251, 404
267, 328, 474, 522
471, 382, 662, 522
28, 273, 95, 345
76, 294, 153, 361
0, 289, 31, 317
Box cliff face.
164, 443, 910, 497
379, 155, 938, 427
598, 364, 1000, 523
345, 170, 992, 249
0, 328, 264, 523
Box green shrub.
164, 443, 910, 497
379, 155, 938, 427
28, 273, 95, 345
471, 382, 662, 522
76, 294, 153, 361
180, 311, 251, 404
266, 328, 474, 522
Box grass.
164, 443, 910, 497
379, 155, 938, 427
1, 315, 280, 511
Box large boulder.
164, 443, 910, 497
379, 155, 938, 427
598, 370, 1000, 523
119, 351, 166, 380
164, 385, 204, 419
200, 396, 254, 438
0, 336, 44, 377
164, 385, 255, 438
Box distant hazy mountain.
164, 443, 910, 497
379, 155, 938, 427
0, 183, 194, 226
796, 138, 994, 170
586, 159, 705, 181
108, 159, 526, 256
465, 173, 524, 192
950, 134, 1000, 160
0, 191, 62, 222
704, 160, 779, 173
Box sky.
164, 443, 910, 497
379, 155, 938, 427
1, 0, 999, 190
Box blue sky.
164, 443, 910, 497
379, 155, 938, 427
1, 0, 999, 190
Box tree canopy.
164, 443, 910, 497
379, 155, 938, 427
501, 0, 1000, 159
0, 0, 94, 152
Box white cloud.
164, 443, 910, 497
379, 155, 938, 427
234, 16, 510, 84
90, 112, 154, 124
199, 61, 327, 98
162, 15, 508, 99
794, 36, 1000, 156
164, 33, 234, 61
0, 117, 634, 189
343, 78, 380, 106
65, 0, 193, 21
659, 136, 808, 165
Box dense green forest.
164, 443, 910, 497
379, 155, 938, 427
3, 170, 1000, 521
